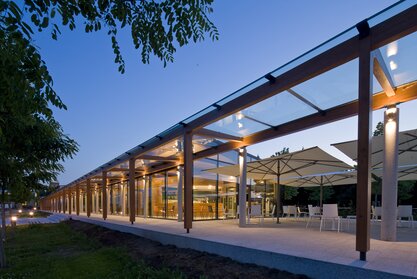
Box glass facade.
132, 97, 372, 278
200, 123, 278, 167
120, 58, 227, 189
150, 173, 166, 218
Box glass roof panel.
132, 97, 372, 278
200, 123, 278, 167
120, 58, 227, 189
193, 136, 226, 153
145, 139, 181, 157
378, 32, 417, 87
291, 59, 359, 110
368, 1, 416, 28
270, 28, 358, 78
205, 112, 270, 137
183, 106, 216, 124
240, 91, 317, 127
216, 77, 268, 106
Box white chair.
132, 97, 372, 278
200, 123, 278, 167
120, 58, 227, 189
282, 205, 289, 217
297, 206, 308, 220
287, 205, 297, 218
372, 206, 382, 221
306, 204, 321, 228
248, 204, 264, 224
397, 205, 414, 228
265, 205, 276, 221
222, 204, 234, 220
320, 204, 341, 232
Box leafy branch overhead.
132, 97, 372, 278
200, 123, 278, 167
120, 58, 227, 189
2, 0, 219, 72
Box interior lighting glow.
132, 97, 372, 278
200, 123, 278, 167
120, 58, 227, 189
389, 60, 397, 70
237, 122, 243, 129
236, 112, 244, 120
386, 107, 397, 122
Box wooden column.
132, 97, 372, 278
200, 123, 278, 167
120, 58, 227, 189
356, 20, 372, 261
62, 191, 65, 213
87, 179, 92, 217
102, 172, 107, 220
76, 184, 80, 216
183, 132, 193, 233
177, 166, 183, 222
129, 158, 136, 224
68, 189, 72, 215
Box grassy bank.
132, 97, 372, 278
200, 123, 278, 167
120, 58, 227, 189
1, 223, 183, 279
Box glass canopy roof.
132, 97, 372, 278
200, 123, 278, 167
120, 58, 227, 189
64, 1, 417, 186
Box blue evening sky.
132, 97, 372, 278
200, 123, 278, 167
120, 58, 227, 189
32, 0, 416, 184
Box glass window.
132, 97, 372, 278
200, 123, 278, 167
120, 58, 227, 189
194, 158, 218, 220
150, 173, 166, 218
166, 170, 178, 219
135, 178, 145, 216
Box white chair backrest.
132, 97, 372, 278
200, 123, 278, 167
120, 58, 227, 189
251, 204, 262, 216
308, 205, 319, 216
323, 204, 339, 218
371, 205, 375, 215
288, 205, 297, 215
271, 205, 276, 215
397, 205, 412, 217
282, 205, 289, 214
375, 206, 382, 216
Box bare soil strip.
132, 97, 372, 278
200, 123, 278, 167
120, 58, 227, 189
67, 220, 309, 279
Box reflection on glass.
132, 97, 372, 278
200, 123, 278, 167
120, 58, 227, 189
379, 32, 417, 87
218, 174, 237, 219
252, 180, 275, 216
166, 170, 178, 219
150, 173, 165, 218
135, 178, 145, 216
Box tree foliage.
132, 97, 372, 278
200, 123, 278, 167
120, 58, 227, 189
0, 0, 219, 267
373, 121, 384, 136
2, 0, 219, 72
306, 187, 334, 204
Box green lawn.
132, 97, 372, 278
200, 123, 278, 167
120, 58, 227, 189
1, 223, 183, 279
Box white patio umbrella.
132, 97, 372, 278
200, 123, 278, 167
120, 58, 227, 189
332, 128, 417, 168
205, 146, 353, 222
372, 164, 417, 181
280, 170, 358, 208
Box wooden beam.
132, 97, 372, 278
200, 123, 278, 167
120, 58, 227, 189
194, 128, 243, 142
109, 167, 145, 172
62, 191, 65, 214
194, 80, 417, 160
373, 49, 395, 97
356, 26, 372, 261
76, 185, 80, 215
137, 155, 180, 162
68, 189, 72, 215
129, 158, 136, 224
183, 132, 193, 233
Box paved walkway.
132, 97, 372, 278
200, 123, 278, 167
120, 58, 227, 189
47, 212, 417, 278
5, 214, 69, 226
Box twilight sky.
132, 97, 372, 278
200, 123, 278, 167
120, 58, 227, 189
32, 0, 417, 184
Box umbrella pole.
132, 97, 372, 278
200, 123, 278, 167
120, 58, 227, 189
276, 160, 281, 224
320, 176, 323, 211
